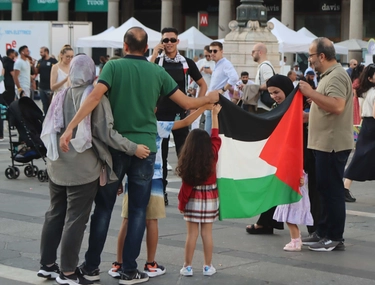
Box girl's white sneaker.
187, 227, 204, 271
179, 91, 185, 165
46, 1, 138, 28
180, 266, 193, 276
203, 265, 216, 276
283, 238, 302, 251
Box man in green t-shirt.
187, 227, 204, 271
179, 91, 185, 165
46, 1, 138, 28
59, 27, 219, 284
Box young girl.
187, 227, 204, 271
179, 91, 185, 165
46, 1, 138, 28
177, 104, 222, 276
266, 74, 314, 251
273, 174, 313, 251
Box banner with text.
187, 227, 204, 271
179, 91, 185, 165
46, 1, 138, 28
29, 0, 58, 11
75, 0, 108, 12
0, 0, 11, 10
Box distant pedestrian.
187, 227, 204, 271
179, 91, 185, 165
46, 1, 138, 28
177, 104, 222, 277
50, 45, 73, 95
35, 47, 58, 115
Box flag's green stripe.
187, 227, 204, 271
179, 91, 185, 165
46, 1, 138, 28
217, 174, 301, 220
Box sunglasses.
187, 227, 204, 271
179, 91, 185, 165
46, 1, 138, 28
209, 49, 219, 54
162, 38, 177, 44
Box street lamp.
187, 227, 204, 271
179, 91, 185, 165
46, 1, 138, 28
236, 0, 268, 27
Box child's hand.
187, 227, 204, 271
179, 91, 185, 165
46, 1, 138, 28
117, 183, 124, 196
135, 144, 150, 159
212, 104, 222, 116
180, 210, 184, 214
300, 176, 304, 187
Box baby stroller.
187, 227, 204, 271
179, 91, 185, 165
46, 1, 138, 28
0, 93, 48, 182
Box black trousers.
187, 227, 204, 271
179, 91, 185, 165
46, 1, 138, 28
256, 207, 284, 229
156, 111, 189, 192
305, 148, 320, 234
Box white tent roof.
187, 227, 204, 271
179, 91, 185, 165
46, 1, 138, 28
268, 18, 348, 55
296, 27, 317, 38
104, 17, 163, 48
76, 26, 115, 47
335, 39, 368, 51
178, 26, 213, 50
75, 17, 162, 48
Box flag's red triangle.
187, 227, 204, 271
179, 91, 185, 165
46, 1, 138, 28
259, 90, 303, 194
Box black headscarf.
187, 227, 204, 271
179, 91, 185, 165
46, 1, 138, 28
266, 74, 294, 97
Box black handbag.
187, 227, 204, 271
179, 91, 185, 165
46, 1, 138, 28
259, 63, 276, 108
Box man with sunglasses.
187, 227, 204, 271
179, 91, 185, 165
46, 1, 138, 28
299, 37, 353, 252
193, 45, 215, 129
204, 41, 238, 134
150, 27, 207, 206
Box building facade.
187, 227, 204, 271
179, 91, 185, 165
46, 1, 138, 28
1, 0, 373, 61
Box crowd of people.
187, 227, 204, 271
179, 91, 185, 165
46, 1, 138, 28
1, 25, 374, 285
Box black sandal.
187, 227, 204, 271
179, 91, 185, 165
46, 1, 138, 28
246, 224, 273, 235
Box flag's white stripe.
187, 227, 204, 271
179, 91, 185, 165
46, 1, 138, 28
217, 135, 276, 180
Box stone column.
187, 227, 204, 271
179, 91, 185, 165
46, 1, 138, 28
349, 0, 363, 39
348, 0, 363, 62
281, 0, 294, 29
11, 0, 23, 21
58, 0, 70, 22
218, 0, 232, 39
161, 0, 173, 30
108, 0, 120, 28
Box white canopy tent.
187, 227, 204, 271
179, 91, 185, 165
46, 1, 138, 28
296, 27, 317, 38
335, 39, 368, 51
76, 26, 115, 47
268, 18, 348, 55
75, 17, 163, 48
178, 26, 213, 50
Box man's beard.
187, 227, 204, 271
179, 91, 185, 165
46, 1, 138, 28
242, 80, 248, 84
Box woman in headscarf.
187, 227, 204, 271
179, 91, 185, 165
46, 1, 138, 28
246, 75, 295, 235
246, 75, 318, 241
38, 54, 150, 285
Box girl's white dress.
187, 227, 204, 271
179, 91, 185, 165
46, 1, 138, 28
273, 172, 313, 226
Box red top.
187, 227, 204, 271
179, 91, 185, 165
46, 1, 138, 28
178, 128, 221, 211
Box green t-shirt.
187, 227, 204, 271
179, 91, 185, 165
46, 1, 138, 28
98, 55, 178, 152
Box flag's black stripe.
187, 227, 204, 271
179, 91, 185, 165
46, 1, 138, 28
218, 87, 298, 142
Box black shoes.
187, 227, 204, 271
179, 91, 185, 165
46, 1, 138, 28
119, 269, 149, 284
37, 263, 60, 279
78, 263, 100, 281
246, 224, 273, 235
345, 188, 356, 202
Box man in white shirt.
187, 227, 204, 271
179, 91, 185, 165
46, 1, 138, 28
251, 43, 275, 113
193, 45, 215, 129
204, 41, 238, 134
13, 45, 32, 97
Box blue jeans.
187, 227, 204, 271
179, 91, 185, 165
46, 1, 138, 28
38, 88, 52, 115
204, 110, 211, 135
314, 149, 350, 241
84, 150, 155, 272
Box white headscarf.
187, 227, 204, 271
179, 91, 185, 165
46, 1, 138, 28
41, 54, 96, 160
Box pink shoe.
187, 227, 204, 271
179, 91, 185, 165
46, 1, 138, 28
283, 238, 302, 251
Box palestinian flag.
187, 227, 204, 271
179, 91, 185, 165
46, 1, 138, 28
217, 88, 303, 220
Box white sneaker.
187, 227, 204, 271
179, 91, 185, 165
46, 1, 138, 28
180, 266, 193, 276
167, 163, 173, 171
203, 265, 216, 276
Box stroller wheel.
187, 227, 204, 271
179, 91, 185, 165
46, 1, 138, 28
38, 170, 46, 182
5, 167, 16, 179
24, 165, 34, 177
14, 167, 20, 179
32, 166, 39, 177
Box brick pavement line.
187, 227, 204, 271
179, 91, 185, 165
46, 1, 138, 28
0, 264, 53, 285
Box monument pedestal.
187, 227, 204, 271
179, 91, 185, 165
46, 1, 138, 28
223, 20, 280, 80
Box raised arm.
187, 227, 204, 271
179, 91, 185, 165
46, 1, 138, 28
169, 89, 219, 110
